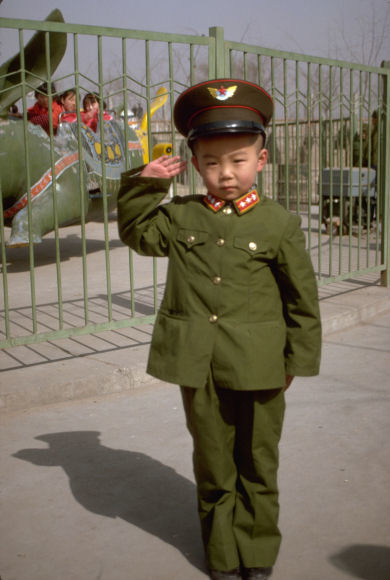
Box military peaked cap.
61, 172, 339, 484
174, 78, 273, 143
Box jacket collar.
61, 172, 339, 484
203, 189, 260, 215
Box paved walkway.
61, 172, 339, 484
1, 270, 390, 411
1, 312, 390, 580
1, 218, 390, 579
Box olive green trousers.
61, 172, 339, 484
181, 374, 285, 571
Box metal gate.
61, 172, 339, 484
1, 12, 389, 348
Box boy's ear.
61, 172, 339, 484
257, 148, 268, 172
257, 149, 268, 173
191, 155, 200, 173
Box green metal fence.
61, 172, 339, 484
0, 14, 389, 349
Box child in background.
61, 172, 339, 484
27, 82, 63, 134
82, 93, 112, 131
57, 88, 78, 124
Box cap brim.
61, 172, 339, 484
188, 120, 266, 142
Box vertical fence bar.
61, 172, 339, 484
328, 66, 334, 277
348, 69, 354, 272
0, 181, 10, 339
143, 39, 158, 312
317, 63, 323, 280
74, 32, 90, 325
283, 59, 289, 211
380, 62, 390, 286
295, 61, 300, 215
374, 73, 381, 265
338, 66, 344, 274
168, 39, 177, 197
122, 37, 130, 172
19, 28, 38, 334
366, 72, 373, 266
357, 70, 364, 270
121, 37, 135, 316
209, 27, 225, 78
257, 53, 262, 85
271, 57, 277, 201
97, 34, 113, 321
306, 61, 313, 251
243, 52, 248, 79
45, 30, 64, 330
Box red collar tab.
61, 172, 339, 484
203, 190, 259, 214
233, 189, 260, 214
204, 193, 226, 212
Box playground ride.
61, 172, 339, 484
0, 10, 171, 247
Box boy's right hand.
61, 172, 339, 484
141, 155, 187, 179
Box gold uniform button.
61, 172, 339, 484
208, 314, 218, 323
249, 242, 257, 251
223, 206, 233, 215
212, 276, 222, 285
187, 235, 195, 243
216, 238, 225, 246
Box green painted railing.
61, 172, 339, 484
0, 16, 389, 348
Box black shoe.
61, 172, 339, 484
244, 567, 273, 580
209, 568, 242, 580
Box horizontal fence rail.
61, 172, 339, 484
0, 15, 389, 349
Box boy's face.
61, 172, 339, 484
191, 133, 267, 200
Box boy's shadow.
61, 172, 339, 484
13, 430, 205, 571
329, 544, 390, 580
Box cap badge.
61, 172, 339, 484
208, 85, 237, 101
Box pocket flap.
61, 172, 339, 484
177, 228, 209, 248
233, 236, 268, 255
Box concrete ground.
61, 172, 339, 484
1, 275, 390, 412
1, 215, 390, 579
1, 310, 390, 580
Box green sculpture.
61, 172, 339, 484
0, 9, 145, 247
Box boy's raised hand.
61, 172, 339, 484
141, 155, 187, 179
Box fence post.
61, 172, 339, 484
380, 61, 390, 287
208, 26, 226, 79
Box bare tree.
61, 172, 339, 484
329, 0, 390, 66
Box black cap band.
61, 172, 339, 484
188, 120, 266, 142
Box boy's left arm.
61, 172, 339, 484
275, 214, 322, 378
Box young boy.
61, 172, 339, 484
117, 79, 321, 580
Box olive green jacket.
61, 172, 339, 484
117, 172, 321, 390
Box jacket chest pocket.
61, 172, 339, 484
233, 236, 271, 259
177, 228, 209, 249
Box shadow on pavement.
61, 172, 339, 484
13, 430, 205, 573
329, 544, 390, 580
3, 234, 125, 273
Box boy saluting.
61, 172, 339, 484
117, 79, 321, 580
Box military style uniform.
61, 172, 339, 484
118, 178, 320, 390
117, 175, 321, 569
117, 78, 322, 576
